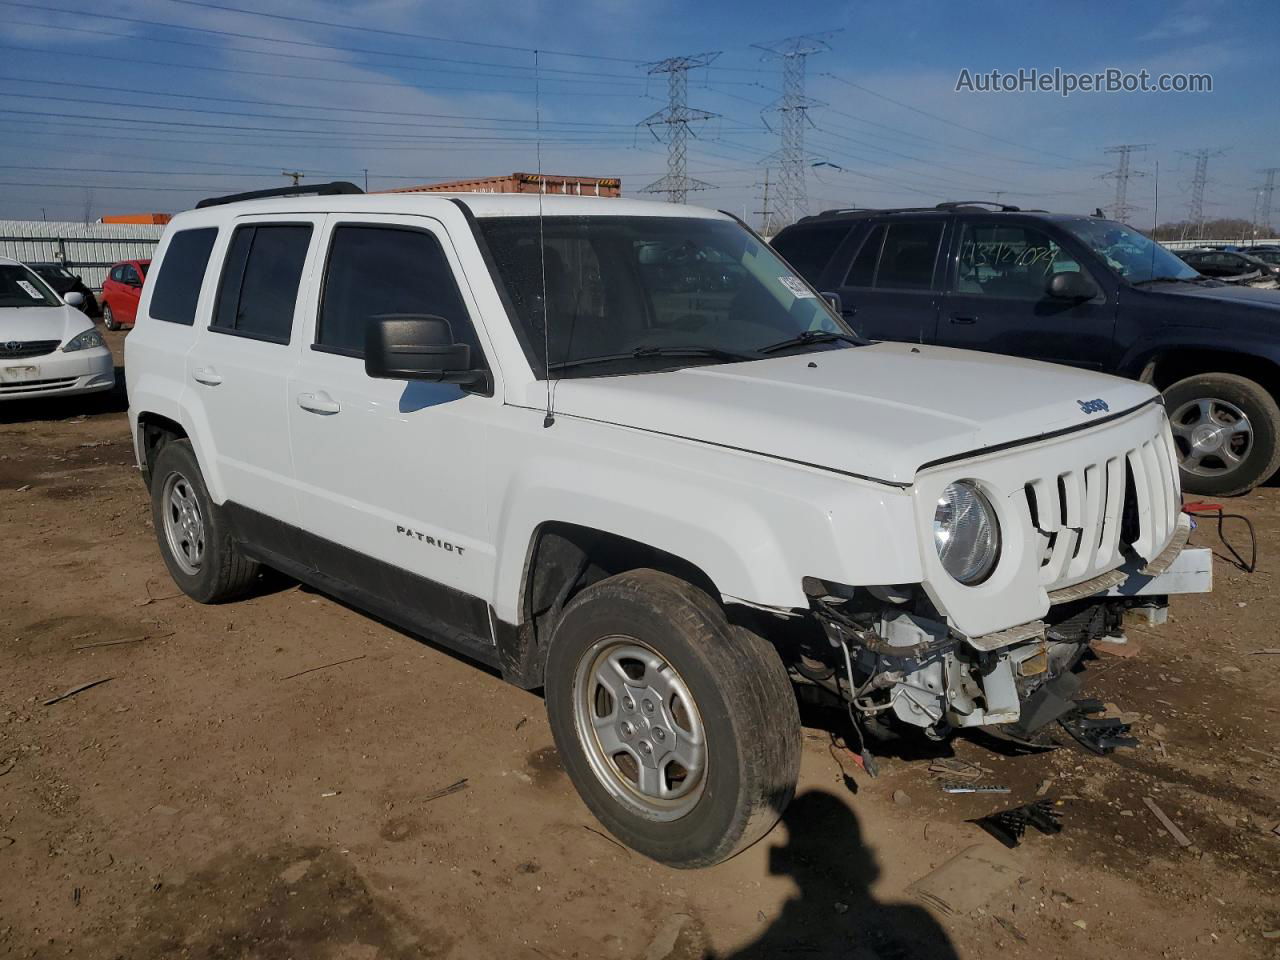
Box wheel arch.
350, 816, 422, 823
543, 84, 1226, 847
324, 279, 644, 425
494, 521, 723, 690
1138, 347, 1280, 396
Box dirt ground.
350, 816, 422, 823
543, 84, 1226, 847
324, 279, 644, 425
1, 330, 1277, 959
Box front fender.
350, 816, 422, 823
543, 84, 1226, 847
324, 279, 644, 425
488, 417, 922, 623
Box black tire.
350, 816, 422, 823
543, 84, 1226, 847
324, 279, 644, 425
544, 569, 801, 868
102, 304, 118, 331
1164, 373, 1280, 497
149, 440, 258, 603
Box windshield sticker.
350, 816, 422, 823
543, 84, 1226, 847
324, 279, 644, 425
778, 276, 815, 298
16, 281, 42, 299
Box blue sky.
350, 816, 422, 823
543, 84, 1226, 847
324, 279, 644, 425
0, 0, 1276, 227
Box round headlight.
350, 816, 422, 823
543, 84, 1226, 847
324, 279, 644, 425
933, 481, 1000, 584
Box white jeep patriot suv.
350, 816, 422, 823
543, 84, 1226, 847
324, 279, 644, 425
127, 182, 1209, 867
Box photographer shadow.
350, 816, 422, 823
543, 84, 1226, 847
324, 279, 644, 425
723, 790, 958, 960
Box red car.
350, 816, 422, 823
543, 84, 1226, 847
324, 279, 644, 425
100, 258, 150, 330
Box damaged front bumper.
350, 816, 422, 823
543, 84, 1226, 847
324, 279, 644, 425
807, 544, 1212, 736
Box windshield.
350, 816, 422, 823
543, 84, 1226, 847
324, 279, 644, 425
1060, 219, 1199, 283
0, 264, 61, 308
478, 215, 854, 378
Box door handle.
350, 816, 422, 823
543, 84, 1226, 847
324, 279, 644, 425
191, 366, 223, 386
841, 306, 858, 318
949, 314, 978, 325
297, 391, 341, 415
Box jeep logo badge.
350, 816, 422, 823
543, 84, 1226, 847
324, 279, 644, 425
1077, 398, 1109, 415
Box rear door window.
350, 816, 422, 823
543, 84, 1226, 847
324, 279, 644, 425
873, 221, 944, 290
770, 222, 851, 283
149, 228, 217, 325
213, 224, 313, 343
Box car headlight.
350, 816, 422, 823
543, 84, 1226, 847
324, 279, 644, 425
63, 328, 105, 352
933, 481, 1000, 584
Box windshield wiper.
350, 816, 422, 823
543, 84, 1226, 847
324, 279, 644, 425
549, 345, 759, 372
757, 330, 862, 354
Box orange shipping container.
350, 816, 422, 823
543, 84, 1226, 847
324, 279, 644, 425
100, 213, 173, 225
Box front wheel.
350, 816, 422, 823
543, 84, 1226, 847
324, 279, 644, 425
1165, 373, 1280, 496
544, 569, 801, 868
102, 304, 119, 331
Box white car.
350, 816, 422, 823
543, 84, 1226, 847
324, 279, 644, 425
0, 257, 114, 400
126, 184, 1210, 868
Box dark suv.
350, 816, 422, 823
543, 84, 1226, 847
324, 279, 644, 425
772, 203, 1280, 496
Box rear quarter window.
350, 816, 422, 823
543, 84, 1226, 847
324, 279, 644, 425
149, 228, 218, 326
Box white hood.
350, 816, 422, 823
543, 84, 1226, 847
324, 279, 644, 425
0, 303, 90, 345
543, 341, 1158, 485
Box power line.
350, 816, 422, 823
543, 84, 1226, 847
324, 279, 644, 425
154, 0, 646, 63
0, 77, 656, 129
0, 2, 647, 82
638, 53, 722, 204
822, 73, 1108, 167
0, 42, 658, 99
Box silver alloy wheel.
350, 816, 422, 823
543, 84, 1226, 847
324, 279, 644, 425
161, 471, 206, 575
572, 637, 707, 821
1170, 397, 1254, 477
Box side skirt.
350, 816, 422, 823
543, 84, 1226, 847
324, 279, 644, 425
222, 502, 501, 671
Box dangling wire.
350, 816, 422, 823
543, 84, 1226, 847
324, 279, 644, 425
535, 48, 554, 428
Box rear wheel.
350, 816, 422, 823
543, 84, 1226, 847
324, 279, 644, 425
102, 304, 119, 331
149, 440, 258, 603
1165, 373, 1280, 496
545, 569, 801, 868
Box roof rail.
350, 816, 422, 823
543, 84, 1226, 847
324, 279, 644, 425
935, 200, 1021, 212
195, 181, 363, 209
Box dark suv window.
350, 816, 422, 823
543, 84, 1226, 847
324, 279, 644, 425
213, 224, 312, 343
956, 223, 1081, 299
316, 224, 483, 362
769, 222, 851, 283
875, 222, 944, 290
149, 228, 217, 325
845, 224, 885, 287
844, 221, 943, 290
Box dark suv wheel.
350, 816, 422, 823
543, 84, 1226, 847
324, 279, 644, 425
1165, 372, 1280, 496
149, 440, 259, 603
544, 569, 801, 868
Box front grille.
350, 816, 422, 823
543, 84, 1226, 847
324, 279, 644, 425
0, 339, 61, 359
1026, 427, 1180, 587
0, 376, 78, 393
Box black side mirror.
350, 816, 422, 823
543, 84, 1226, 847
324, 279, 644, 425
365, 314, 484, 386
1046, 270, 1098, 301
820, 291, 843, 314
